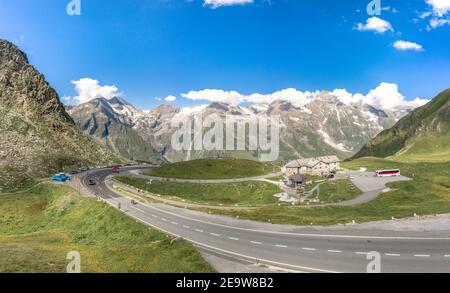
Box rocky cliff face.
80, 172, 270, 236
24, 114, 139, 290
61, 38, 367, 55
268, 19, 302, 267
68, 90, 406, 164
0, 39, 121, 191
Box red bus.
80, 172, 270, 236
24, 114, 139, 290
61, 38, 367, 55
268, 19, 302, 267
376, 169, 400, 177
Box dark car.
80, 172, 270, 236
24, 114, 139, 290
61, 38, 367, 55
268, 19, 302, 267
88, 179, 97, 186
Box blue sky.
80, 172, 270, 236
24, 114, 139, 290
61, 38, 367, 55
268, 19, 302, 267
0, 0, 449, 110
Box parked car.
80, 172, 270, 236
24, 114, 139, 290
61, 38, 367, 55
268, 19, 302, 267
70, 169, 80, 175
88, 179, 97, 186
52, 173, 70, 182
112, 166, 121, 174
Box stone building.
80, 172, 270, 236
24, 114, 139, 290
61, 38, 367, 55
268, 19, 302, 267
285, 156, 340, 177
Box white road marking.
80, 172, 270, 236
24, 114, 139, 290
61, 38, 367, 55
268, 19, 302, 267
445, 255, 450, 258
356, 252, 369, 255
133, 207, 146, 213
183, 225, 191, 229
251, 241, 262, 245
210, 233, 221, 237
195, 229, 204, 233
275, 244, 288, 248
161, 218, 168, 222
385, 253, 401, 257
91, 173, 341, 273
228, 237, 239, 241
414, 254, 430, 258
133, 203, 450, 241
328, 250, 342, 253
302, 248, 316, 251
171, 222, 178, 226
151, 215, 158, 218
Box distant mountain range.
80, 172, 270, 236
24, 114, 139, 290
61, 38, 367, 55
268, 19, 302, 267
0, 40, 121, 190
353, 89, 450, 162
67, 90, 420, 163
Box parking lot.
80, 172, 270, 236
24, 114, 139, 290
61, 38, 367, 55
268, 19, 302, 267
337, 170, 411, 192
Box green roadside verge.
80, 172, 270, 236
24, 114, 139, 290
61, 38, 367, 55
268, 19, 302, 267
0, 184, 213, 273
114, 176, 282, 206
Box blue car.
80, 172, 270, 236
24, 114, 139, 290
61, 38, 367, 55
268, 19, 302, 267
52, 173, 70, 182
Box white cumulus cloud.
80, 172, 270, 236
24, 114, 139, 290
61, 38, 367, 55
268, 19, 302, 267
355, 17, 394, 33
63, 78, 122, 105
182, 89, 244, 105
421, 0, 450, 29
203, 0, 253, 9
165, 95, 177, 102
181, 88, 315, 108
393, 40, 424, 51
332, 83, 429, 111
182, 83, 429, 112
425, 0, 450, 16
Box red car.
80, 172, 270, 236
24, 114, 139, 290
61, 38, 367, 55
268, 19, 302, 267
112, 166, 121, 174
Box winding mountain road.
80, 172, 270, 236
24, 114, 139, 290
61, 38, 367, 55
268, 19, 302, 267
81, 167, 450, 273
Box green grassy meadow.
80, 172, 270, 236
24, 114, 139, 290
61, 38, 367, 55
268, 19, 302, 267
197, 158, 450, 225
0, 184, 213, 273
114, 176, 281, 205
145, 159, 279, 180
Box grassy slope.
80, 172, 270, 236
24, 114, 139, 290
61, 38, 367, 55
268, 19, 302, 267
145, 159, 279, 180
0, 184, 213, 273
115, 176, 281, 205
316, 179, 361, 203
353, 89, 450, 161
199, 158, 450, 225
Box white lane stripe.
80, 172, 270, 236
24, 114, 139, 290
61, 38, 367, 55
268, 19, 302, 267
445, 255, 450, 258
161, 218, 168, 222
133, 207, 146, 213
151, 215, 158, 218
126, 201, 450, 241
302, 248, 316, 251
328, 250, 342, 253
251, 241, 262, 245
228, 237, 239, 241
171, 221, 178, 226
385, 253, 401, 257
195, 229, 204, 233
125, 214, 340, 273
356, 252, 369, 255
183, 225, 191, 229
275, 244, 288, 248
414, 254, 430, 258
210, 233, 221, 237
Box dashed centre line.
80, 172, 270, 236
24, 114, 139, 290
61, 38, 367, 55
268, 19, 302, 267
328, 250, 342, 253
210, 233, 221, 237
251, 241, 262, 245
302, 248, 317, 251
414, 254, 430, 258
228, 237, 239, 241
385, 253, 401, 257
195, 229, 204, 233
275, 244, 288, 248
183, 225, 191, 229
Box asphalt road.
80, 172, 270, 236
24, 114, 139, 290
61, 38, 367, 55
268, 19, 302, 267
82, 167, 450, 273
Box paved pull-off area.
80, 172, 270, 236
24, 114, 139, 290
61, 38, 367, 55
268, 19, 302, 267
81, 167, 450, 273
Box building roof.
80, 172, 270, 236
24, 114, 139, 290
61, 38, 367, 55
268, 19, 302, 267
289, 173, 305, 183
286, 156, 340, 168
